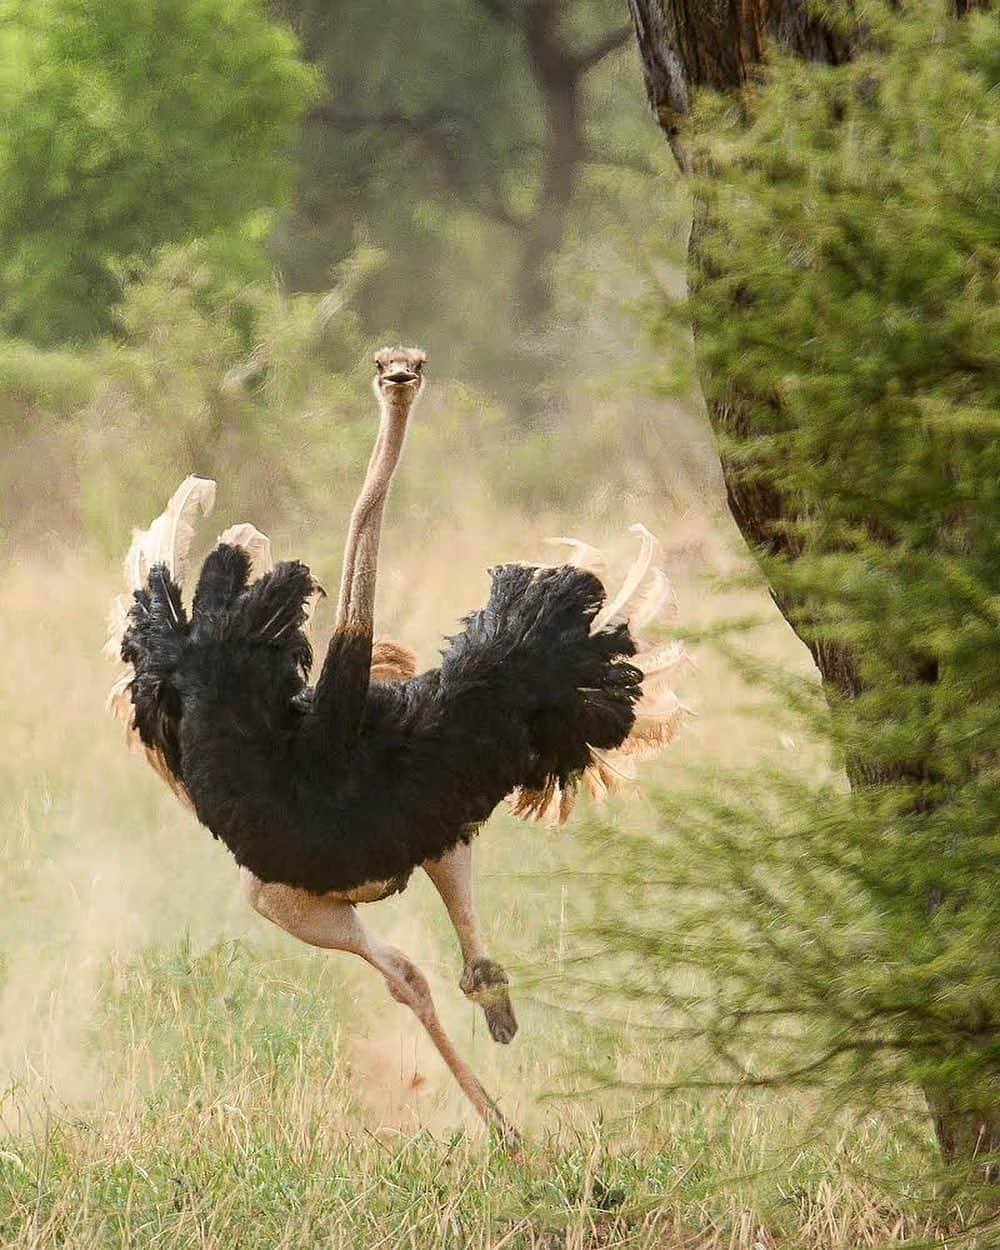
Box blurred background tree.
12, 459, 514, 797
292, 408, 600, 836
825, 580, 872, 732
0, 0, 316, 345
266, 0, 669, 412
0, 0, 698, 543
0, 0, 680, 419
592, 0, 999, 1189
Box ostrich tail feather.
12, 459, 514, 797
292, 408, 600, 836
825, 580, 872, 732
370, 638, 418, 683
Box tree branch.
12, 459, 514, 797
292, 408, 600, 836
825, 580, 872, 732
306, 104, 528, 232
575, 24, 633, 73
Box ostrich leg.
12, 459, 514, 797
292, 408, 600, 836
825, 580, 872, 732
241, 870, 521, 1152
422, 842, 518, 1044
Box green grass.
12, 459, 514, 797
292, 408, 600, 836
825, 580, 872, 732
0, 537, 988, 1248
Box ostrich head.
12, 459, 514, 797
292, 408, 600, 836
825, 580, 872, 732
373, 346, 426, 411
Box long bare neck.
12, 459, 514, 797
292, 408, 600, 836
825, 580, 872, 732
334, 394, 411, 634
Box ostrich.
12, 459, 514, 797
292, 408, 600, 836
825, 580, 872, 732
106, 346, 687, 1148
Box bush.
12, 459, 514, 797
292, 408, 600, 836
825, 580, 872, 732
0, 0, 315, 343
590, 1, 999, 1191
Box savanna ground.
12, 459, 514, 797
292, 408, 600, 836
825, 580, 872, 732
0, 377, 970, 1247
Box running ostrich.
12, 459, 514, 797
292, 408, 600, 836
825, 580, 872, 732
106, 347, 686, 1148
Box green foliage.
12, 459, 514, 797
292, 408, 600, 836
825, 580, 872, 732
77, 241, 380, 554
603, 1, 1000, 1178
0, 0, 676, 427
0, 231, 674, 557
0, 341, 98, 418
0, 0, 315, 343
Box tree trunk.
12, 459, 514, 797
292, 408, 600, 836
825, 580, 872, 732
516, 0, 586, 323
486, 0, 632, 327
626, 0, 998, 1179
927, 1091, 1000, 1182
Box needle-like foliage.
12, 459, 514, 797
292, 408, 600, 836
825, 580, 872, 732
588, 1, 999, 1190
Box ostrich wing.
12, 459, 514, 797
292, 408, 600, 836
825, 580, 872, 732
104, 476, 216, 663
108, 479, 417, 804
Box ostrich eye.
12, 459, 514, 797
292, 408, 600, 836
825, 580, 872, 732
414, 360, 423, 373
375, 360, 384, 373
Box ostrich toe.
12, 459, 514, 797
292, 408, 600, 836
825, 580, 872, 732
461, 958, 518, 1044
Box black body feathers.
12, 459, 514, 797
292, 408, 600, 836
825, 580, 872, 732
123, 550, 641, 894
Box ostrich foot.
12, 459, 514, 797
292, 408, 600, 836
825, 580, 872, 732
422, 842, 518, 1045
461, 958, 518, 1044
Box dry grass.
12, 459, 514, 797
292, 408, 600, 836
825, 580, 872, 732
0, 493, 974, 1247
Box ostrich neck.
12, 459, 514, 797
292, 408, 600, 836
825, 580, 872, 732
335, 396, 411, 635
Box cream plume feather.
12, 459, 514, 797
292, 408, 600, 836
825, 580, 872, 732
216, 522, 273, 581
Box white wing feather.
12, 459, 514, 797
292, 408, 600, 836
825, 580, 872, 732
591, 523, 661, 632
124, 476, 217, 588
546, 536, 608, 582
105, 476, 216, 739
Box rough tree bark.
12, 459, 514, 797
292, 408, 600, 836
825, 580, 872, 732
626, 0, 998, 1178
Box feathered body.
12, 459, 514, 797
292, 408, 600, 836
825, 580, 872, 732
122, 543, 644, 895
